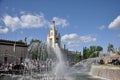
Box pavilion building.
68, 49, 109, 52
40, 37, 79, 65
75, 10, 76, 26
0, 39, 28, 64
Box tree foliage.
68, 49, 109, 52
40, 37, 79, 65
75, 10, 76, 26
30, 39, 41, 45
74, 52, 82, 62
29, 39, 43, 60
83, 46, 103, 59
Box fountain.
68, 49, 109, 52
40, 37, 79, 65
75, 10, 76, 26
0, 42, 105, 80
6, 42, 71, 80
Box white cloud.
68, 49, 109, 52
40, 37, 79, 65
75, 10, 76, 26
61, 33, 96, 47
52, 17, 69, 27
80, 35, 96, 43
1, 12, 69, 33
108, 16, 120, 29
21, 14, 49, 28
3, 15, 21, 31
0, 27, 9, 34
99, 25, 105, 30
3, 14, 49, 31
2, 13, 69, 32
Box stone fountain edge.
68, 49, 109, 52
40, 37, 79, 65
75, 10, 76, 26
90, 64, 120, 80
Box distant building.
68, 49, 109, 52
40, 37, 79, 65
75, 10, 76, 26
47, 21, 61, 48
0, 39, 28, 64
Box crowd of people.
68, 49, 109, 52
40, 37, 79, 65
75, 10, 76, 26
0, 59, 53, 74
0, 62, 24, 74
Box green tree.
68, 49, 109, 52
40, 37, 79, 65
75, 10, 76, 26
83, 47, 89, 59
96, 46, 103, 51
30, 39, 41, 45
89, 46, 103, 58
74, 52, 82, 62
29, 39, 42, 59
83, 46, 103, 59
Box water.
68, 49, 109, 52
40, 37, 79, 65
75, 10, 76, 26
53, 44, 67, 76
0, 42, 105, 80
73, 57, 101, 72
72, 72, 104, 80
0, 73, 104, 80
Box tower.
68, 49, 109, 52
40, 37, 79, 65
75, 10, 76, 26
47, 21, 61, 48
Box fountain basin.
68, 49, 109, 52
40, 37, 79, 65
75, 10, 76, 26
90, 64, 120, 80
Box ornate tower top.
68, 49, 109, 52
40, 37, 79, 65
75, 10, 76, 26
47, 21, 61, 48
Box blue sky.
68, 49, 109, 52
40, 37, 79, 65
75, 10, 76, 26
0, 0, 120, 51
